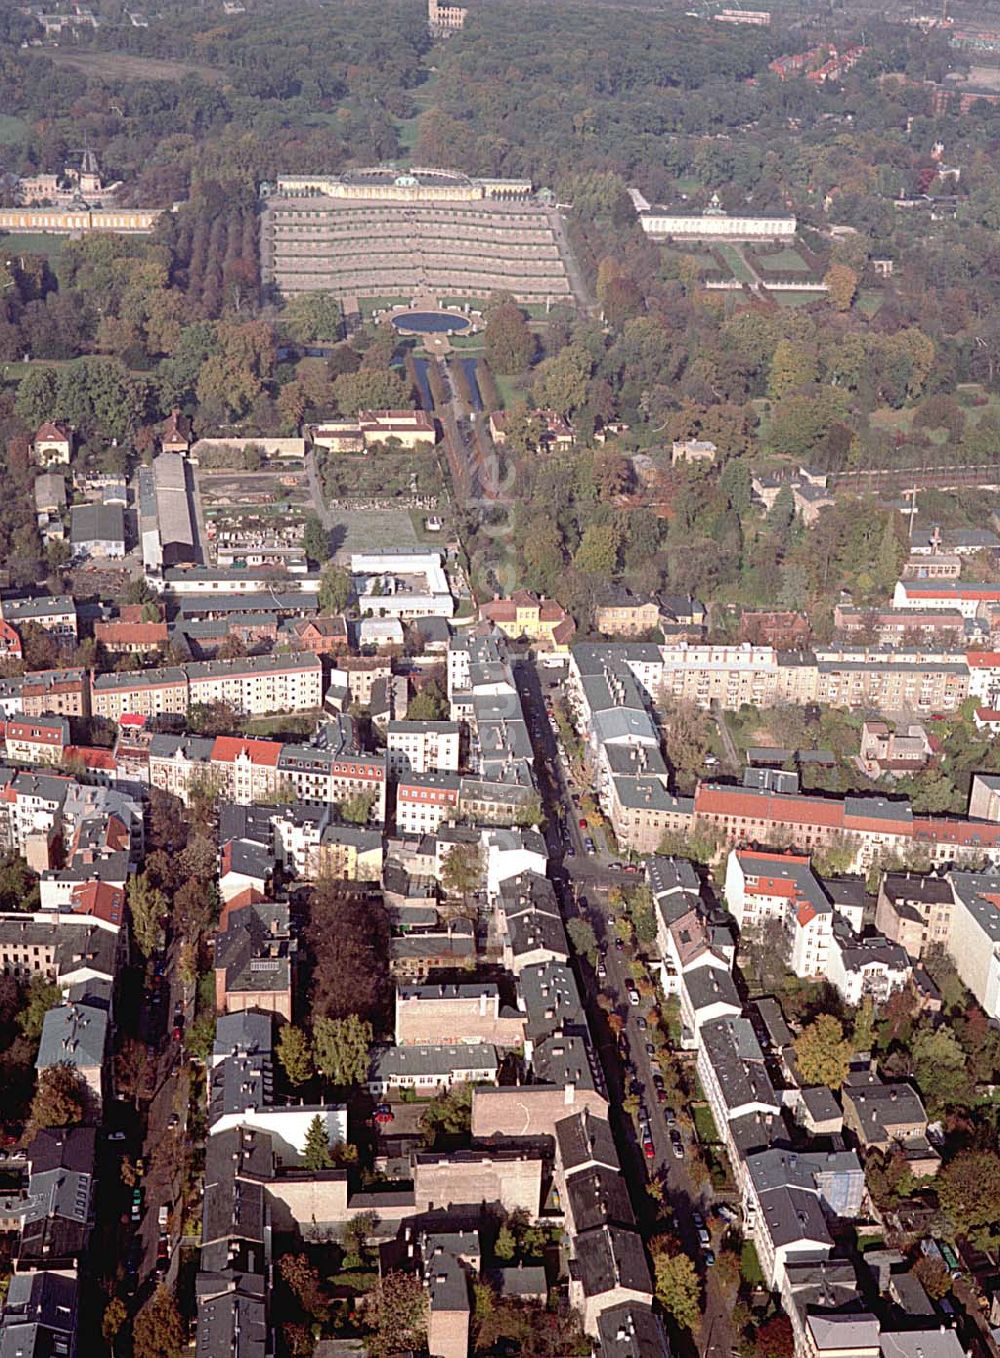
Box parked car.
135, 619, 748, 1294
637, 1016, 647, 1031
703, 1248, 716, 1267
627, 987, 640, 1007
670, 1130, 684, 1158
578, 818, 588, 829
642, 1136, 655, 1160
597, 962, 607, 978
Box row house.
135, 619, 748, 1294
91, 665, 188, 721
4, 715, 69, 765
21, 668, 89, 718
92, 654, 324, 722
692, 781, 1000, 873
394, 771, 461, 837
148, 731, 388, 821
186, 653, 322, 716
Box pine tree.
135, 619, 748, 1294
302, 1113, 333, 1171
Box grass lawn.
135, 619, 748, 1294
715, 244, 755, 284
444, 334, 485, 352
492, 372, 526, 410
0, 115, 27, 146
0, 232, 67, 262
753, 246, 811, 273
408, 508, 448, 544
241, 713, 317, 738
691, 1101, 721, 1145
856, 289, 884, 318
741, 1240, 765, 1285
0, 355, 89, 386
356, 295, 410, 314
395, 115, 421, 153
769, 290, 822, 308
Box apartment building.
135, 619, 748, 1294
813, 655, 968, 714
91, 665, 188, 721
21, 668, 89, 718
386, 720, 461, 777
945, 870, 1000, 1018
0, 594, 78, 638
692, 781, 1000, 873
92, 654, 323, 722
272, 808, 383, 880
4, 716, 69, 765
396, 772, 462, 837
186, 653, 323, 715
874, 873, 954, 958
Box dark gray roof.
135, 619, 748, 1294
800, 1087, 842, 1123
532, 1032, 603, 1093
752, 997, 794, 1051
520, 960, 587, 1046
196, 1283, 268, 1358
36, 1001, 108, 1072
566, 1165, 635, 1234
70, 502, 124, 546
212, 1012, 273, 1061
572, 1225, 652, 1300
596, 1303, 671, 1358
701, 1017, 779, 1117
215, 900, 292, 999
882, 873, 953, 906
682, 965, 741, 1016
369, 1044, 497, 1082
757, 1183, 832, 1250
555, 1108, 619, 1175
843, 1079, 928, 1143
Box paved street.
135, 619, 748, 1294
516, 659, 737, 1355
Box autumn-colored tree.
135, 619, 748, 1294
937, 1150, 1000, 1248
276, 1024, 314, 1086
824, 262, 859, 312
651, 1239, 700, 1332
768, 337, 818, 400
484, 301, 534, 374
31, 1062, 87, 1128
794, 1014, 851, 1089
132, 1285, 185, 1358
362, 1270, 428, 1358
279, 1252, 326, 1319
913, 1254, 952, 1300
755, 1314, 795, 1358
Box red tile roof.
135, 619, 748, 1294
69, 881, 124, 926
210, 736, 282, 767
695, 784, 845, 828
218, 887, 267, 930
34, 421, 72, 443
94, 622, 168, 646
